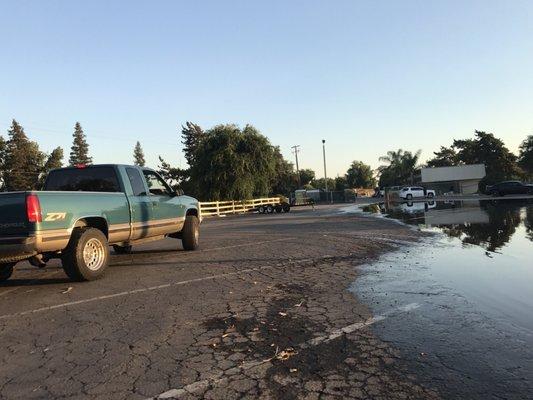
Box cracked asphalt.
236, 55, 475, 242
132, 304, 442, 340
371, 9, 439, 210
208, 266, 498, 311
0, 204, 441, 399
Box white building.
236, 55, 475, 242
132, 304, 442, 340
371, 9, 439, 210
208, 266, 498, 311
420, 164, 486, 195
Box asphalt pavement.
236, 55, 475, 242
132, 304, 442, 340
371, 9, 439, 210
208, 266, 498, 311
0, 205, 444, 399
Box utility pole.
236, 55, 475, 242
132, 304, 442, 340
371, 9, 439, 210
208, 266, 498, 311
322, 140, 330, 203
291, 145, 301, 188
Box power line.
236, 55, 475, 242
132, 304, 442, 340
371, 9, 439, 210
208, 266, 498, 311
0, 122, 179, 147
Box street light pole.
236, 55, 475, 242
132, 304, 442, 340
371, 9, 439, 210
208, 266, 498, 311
322, 139, 330, 203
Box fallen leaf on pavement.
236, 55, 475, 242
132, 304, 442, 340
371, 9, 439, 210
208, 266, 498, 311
276, 347, 297, 361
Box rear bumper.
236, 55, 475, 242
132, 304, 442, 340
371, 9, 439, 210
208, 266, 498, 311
0, 236, 37, 263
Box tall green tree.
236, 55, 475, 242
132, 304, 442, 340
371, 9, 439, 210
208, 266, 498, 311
181, 122, 205, 167
44, 147, 64, 172
345, 161, 376, 188
518, 135, 533, 179
133, 141, 146, 166
2, 120, 45, 191
426, 146, 459, 168
39, 147, 64, 187
453, 131, 519, 186
69, 122, 92, 166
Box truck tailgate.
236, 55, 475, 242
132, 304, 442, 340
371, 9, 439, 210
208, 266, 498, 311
0, 192, 29, 237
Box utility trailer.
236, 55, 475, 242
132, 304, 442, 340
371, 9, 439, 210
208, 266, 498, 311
256, 198, 291, 214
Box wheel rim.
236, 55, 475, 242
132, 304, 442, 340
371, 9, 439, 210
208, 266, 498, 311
83, 238, 106, 271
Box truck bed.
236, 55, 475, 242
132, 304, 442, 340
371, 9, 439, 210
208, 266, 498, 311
0, 191, 130, 256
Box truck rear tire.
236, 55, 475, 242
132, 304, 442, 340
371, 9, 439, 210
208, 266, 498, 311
0, 263, 15, 282
275, 205, 283, 213
61, 228, 110, 281
266, 204, 274, 214
182, 215, 199, 250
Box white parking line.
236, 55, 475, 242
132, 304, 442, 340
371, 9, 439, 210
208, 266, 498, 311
0, 266, 274, 319
0, 258, 325, 320
153, 303, 420, 399
0, 237, 296, 300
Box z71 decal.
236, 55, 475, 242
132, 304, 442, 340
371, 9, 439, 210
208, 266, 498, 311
44, 212, 67, 222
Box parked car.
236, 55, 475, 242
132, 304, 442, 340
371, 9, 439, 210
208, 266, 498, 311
485, 181, 533, 196
0, 164, 201, 282
399, 186, 436, 200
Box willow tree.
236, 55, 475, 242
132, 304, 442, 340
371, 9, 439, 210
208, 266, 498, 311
189, 124, 278, 200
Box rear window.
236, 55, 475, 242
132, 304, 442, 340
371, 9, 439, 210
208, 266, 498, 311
44, 167, 121, 192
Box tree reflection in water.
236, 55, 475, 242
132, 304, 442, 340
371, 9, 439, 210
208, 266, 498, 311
437, 200, 532, 253
380, 199, 533, 254
525, 204, 533, 242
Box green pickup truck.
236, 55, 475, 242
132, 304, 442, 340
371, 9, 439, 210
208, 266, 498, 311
0, 164, 201, 282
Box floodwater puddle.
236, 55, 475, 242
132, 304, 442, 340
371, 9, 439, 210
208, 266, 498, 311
352, 199, 533, 399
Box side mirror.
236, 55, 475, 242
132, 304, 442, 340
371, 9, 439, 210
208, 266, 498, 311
174, 188, 184, 196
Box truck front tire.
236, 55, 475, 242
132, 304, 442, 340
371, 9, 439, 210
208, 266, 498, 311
62, 228, 110, 281
0, 263, 15, 282
182, 215, 199, 251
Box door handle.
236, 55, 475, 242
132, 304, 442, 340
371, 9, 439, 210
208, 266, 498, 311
151, 202, 159, 207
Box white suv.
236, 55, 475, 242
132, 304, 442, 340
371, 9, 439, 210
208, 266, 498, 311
399, 186, 435, 200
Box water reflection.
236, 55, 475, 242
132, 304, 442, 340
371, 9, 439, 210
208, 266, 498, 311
526, 206, 533, 241
366, 199, 533, 253
353, 200, 533, 397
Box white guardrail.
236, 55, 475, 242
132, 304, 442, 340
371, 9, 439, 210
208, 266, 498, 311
199, 197, 283, 217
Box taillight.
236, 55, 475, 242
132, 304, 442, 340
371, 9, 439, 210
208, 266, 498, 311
26, 194, 42, 223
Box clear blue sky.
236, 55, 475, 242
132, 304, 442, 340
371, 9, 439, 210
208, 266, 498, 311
1, 0, 532, 177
